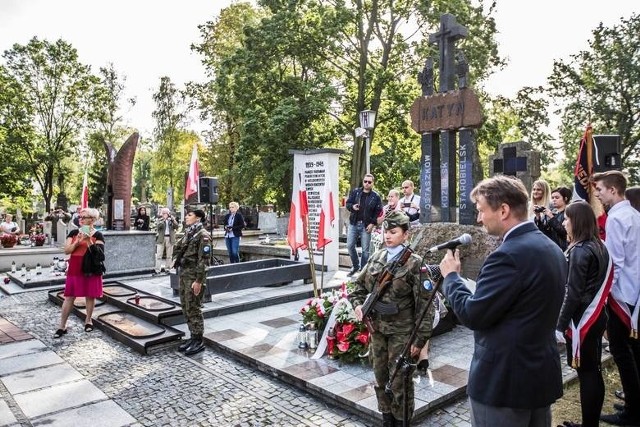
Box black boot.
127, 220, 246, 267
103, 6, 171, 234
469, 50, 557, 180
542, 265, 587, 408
382, 413, 394, 427
184, 336, 205, 355
177, 338, 192, 352
393, 415, 405, 426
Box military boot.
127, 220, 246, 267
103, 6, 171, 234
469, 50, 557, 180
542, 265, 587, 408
382, 413, 394, 427
177, 338, 192, 352
184, 335, 205, 355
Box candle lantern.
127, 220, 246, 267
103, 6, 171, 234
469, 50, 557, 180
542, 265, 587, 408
327, 326, 336, 359
307, 323, 318, 350
297, 323, 308, 349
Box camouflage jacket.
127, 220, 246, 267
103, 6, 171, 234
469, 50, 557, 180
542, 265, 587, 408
173, 227, 211, 283
350, 247, 435, 348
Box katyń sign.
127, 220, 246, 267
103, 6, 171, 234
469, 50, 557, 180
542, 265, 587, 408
410, 88, 483, 133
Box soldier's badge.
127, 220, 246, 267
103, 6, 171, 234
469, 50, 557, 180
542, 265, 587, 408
203, 245, 211, 254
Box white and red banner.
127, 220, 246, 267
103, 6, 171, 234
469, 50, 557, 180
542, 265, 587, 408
288, 151, 340, 271
316, 173, 335, 250
287, 164, 309, 255
185, 144, 200, 201
81, 168, 89, 209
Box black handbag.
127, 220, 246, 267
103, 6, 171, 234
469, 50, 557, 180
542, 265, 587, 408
82, 243, 106, 276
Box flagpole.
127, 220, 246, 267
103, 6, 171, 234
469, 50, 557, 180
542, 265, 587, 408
304, 215, 319, 298
320, 247, 326, 294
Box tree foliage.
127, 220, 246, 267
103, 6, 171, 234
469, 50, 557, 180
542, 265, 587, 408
192, 0, 502, 210
548, 13, 640, 183
152, 76, 189, 209
1, 38, 100, 211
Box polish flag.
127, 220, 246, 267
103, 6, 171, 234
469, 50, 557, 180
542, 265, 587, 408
287, 165, 309, 255
81, 168, 89, 209
185, 144, 199, 201
316, 174, 335, 250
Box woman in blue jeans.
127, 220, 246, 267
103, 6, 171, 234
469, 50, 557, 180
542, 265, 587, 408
223, 202, 245, 263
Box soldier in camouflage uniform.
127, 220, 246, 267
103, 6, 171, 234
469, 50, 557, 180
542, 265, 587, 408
350, 211, 435, 427
172, 209, 211, 356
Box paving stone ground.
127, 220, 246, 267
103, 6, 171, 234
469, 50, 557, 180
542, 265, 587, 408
0, 290, 471, 426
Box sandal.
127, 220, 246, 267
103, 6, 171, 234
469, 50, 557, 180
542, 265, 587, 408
53, 328, 67, 338
84, 324, 94, 332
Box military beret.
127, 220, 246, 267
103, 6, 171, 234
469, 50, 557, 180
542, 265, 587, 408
191, 209, 206, 220
383, 211, 409, 229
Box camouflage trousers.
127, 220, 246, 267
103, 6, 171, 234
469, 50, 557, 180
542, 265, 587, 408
371, 330, 416, 420
179, 271, 205, 336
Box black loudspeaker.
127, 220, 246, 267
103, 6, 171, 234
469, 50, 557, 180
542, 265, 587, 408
593, 135, 622, 172
199, 177, 219, 204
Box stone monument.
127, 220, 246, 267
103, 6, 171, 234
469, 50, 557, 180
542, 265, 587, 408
488, 141, 541, 192
104, 133, 139, 230
411, 14, 483, 225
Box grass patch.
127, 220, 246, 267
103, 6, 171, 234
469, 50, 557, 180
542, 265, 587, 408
552, 362, 621, 425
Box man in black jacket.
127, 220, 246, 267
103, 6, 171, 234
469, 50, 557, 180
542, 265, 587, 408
345, 173, 382, 275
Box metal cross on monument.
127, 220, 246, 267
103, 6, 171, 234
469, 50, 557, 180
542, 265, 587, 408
412, 14, 482, 225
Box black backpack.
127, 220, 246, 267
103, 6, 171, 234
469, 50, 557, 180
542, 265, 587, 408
82, 244, 106, 276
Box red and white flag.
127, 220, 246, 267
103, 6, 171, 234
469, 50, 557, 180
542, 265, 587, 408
81, 168, 89, 209
287, 165, 309, 255
316, 174, 335, 250
185, 144, 200, 201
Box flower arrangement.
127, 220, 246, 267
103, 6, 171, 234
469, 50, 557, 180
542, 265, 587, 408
332, 297, 370, 364
298, 280, 370, 364
29, 223, 46, 246
0, 233, 18, 248
300, 293, 337, 332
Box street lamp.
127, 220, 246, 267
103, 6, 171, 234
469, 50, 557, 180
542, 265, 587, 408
359, 110, 376, 174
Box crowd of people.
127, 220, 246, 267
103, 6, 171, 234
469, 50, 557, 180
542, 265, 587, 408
344, 171, 640, 427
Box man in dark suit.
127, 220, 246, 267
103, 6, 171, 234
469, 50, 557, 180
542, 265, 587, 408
440, 175, 567, 426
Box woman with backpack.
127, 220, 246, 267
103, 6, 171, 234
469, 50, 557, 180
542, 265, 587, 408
54, 208, 105, 338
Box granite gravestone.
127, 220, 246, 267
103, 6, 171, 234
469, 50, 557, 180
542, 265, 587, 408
488, 141, 541, 193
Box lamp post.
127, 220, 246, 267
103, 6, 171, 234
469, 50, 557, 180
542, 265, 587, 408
359, 110, 376, 174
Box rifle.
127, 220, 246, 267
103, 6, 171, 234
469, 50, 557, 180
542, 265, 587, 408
360, 229, 424, 333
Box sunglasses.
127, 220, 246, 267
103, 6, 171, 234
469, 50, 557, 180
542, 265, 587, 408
363, 180, 373, 184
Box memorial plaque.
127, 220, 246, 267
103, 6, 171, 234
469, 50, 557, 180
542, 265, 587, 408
127, 296, 175, 312
410, 89, 483, 133
99, 312, 165, 338
103, 285, 137, 297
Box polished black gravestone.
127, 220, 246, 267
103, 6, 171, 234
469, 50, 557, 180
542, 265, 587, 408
170, 258, 313, 301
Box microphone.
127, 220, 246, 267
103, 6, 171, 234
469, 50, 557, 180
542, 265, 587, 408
428, 233, 472, 253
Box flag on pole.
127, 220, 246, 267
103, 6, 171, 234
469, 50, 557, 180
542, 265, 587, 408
81, 168, 89, 209
573, 124, 606, 237
185, 144, 200, 201
316, 174, 335, 250
287, 165, 309, 255
573, 124, 594, 202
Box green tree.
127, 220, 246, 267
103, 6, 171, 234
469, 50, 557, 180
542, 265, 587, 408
152, 76, 188, 210
548, 13, 640, 183
192, 1, 501, 210
1, 37, 100, 211
150, 130, 202, 204
0, 65, 33, 207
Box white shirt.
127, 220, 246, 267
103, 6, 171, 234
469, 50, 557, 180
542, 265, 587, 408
605, 200, 640, 306
399, 194, 421, 225
0, 221, 18, 233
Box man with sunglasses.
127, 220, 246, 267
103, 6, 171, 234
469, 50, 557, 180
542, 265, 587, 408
345, 173, 383, 275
